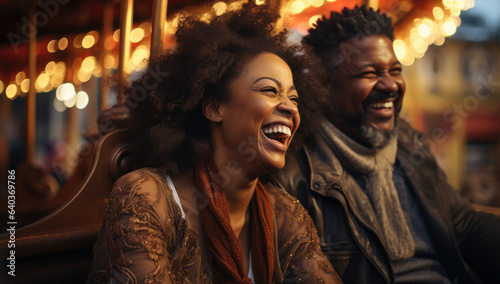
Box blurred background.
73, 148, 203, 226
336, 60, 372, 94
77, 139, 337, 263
0, 0, 499, 228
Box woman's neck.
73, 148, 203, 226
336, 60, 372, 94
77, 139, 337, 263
214, 158, 258, 237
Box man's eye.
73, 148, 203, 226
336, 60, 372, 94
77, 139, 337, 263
390, 68, 402, 75
359, 71, 377, 78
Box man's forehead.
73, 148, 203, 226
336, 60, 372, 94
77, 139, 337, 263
336, 35, 396, 66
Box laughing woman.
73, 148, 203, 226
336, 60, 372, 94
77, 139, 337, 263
88, 3, 341, 283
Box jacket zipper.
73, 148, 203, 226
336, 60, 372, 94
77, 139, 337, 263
331, 185, 393, 284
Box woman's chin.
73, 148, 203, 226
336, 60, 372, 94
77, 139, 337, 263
258, 155, 286, 175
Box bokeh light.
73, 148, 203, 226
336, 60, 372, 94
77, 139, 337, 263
213, 2, 227, 16
6, 84, 17, 99
58, 37, 68, 50
76, 91, 89, 109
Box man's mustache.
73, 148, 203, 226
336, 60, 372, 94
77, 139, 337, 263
363, 92, 400, 105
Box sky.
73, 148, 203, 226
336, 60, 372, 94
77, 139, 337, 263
453, 0, 500, 42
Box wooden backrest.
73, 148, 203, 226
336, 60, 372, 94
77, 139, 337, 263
0, 127, 135, 282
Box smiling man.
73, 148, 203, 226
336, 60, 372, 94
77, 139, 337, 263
267, 5, 500, 284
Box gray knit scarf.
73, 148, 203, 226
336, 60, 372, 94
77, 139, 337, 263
319, 119, 415, 261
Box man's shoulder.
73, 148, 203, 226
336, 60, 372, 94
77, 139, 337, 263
265, 121, 344, 193
396, 117, 430, 152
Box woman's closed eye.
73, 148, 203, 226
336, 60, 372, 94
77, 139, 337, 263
261, 86, 278, 94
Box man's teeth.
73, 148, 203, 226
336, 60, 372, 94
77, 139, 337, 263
262, 125, 291, 136
370, 101, 393, 109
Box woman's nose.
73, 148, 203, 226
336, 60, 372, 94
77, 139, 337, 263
277, 98, 298, 118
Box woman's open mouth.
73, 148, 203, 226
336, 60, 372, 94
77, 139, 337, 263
262, 125, 291, 146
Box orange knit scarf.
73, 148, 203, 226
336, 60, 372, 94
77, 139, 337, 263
194, 160, 276, 284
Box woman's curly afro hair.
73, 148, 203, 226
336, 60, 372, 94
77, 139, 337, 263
126, 1, 325, 175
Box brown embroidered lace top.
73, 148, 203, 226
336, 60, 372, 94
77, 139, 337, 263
88, 168, 342, 283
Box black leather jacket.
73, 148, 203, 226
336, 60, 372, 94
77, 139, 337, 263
266, 118, 500, 284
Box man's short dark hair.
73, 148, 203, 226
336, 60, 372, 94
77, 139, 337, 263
303, 4, 394, 73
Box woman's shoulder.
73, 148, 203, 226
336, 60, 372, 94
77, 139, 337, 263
114, 167, 165, 190
113, 167, 166, 191
109, 168, 178, 214
265, 184, 315, 235
266, 185, 306, 216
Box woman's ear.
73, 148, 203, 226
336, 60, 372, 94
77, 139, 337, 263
202, 97, 223, 123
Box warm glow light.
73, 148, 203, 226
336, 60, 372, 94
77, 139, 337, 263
433, 7, 444, 20
434, 34, 445, 46
200, 13, 212, 23
417, 23, 431, 38
450, 6, 461, 17
299, 0, 311, 9
393, 39, 407, 60
412, 38, 428, 53
53, 97, 66, 112
74, 34, 84, 48
113, 29, 120, 42
73, 57, 83, 72
0, 81, 4, 94
228, 2, 242, 11
45, 61, 56, 76
326, 0, 336, 2
56, 84, 63, 100
15, 72, 26, 85
213, 2, 227, 16
129, 45, 150, 71
311, 0, 324, 8
166, 16, 180, 34
64, 93, 77, 108
104, 54, 116, 69
105, 36, 117, 50
464, 0, 475, 10
81, 56, 96, 73
289, 0, 305, 15
73, 72, 81, 85
36, 73, 50, 90
309, 15, 322, 28
58, 37, 68, 50
255, 0, 265, 5
76, 91, 89, 109
409, 27, 420, 43
401, 56, 415, 66
77, 69, 92, 82
47, 39, 58, 53
296, 22, 310, 35
442, 0, 453, 8
82, 34, 96, 49
55, 62, 66, 76
93, 65, 103, 77
442, 20, 457, 36
139, 22, 152, 36
130, 27, 145, 43
51, 75, 64, 87
456, 0, 467, 9
58, 82, 76, 101
6, 84, 17, 99
21, 79, 30, 93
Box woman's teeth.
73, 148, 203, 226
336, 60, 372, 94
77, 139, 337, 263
262, 125, 291, 136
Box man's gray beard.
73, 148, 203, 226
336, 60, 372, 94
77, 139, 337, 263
359, 116, 397, 149
336, 110, 397, 149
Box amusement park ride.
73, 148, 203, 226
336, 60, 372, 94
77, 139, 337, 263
0, 0, 497, 282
